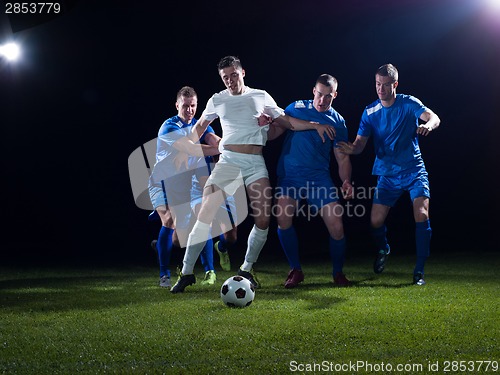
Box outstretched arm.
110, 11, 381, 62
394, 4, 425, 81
334, 148, 354, 199
203, 132, 222, 148
267, 120, 288, 141
189, 112, 213, 142
336, 135, 369, 155
417, 109, 441, 136
172, 112, 220, 157
172, 127, 221, 170
172, 137, 220, 157
272, 114, 336, 143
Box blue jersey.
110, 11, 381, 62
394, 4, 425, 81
277, 100, 348, 179
358, 94, 427, 176
151, 115, 214, 183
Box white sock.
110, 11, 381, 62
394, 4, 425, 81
182, 220, 210, 275
241, 225, 268, 272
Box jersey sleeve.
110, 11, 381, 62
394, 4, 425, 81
406, 95, 427, 119
283, 101, 299, 117
358, 109, 372, 137
158, 124, 184, 147
263, 91, 285, 119
202, 96, 219, 122
333, 119, 348, 145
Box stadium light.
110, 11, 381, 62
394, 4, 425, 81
485, 0, 500, 10
0, 42, 20, 62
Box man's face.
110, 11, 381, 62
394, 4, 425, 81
176, 95, 197, 123
219, 65, 245, 95
312, 83, 337, 112
375, 74, 398, 102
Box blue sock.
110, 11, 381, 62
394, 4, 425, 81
217, 234, 228, 253
200, 237, 214, 272
157, 226, 173, 278
277, 226, 300, 270
414, 220, 432, 274
329, 236, 346, 275
371, 225, 389, 252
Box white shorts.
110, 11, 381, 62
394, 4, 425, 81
205, 150, 269, 196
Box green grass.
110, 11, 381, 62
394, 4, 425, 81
1, 252, 498, 374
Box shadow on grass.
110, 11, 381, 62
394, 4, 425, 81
257, 266, 415, 289
0, 273, 170, 313
256, 286, 348, 310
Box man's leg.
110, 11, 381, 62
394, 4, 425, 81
171, 187, 224, 293
215, 225, 237, 271
200, 237, 217, 285
413, 196, 431, 285
237, 178, 272, 288
321, 202, 350, 286
276, 195, 304, 288
371, 203, 392, 274
156, 206, 174, 288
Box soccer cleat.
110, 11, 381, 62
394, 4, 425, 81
159, 275, 171, 288
413, 272, 426, 286
284, 268, 304, 289
170, 273, 196, 293
151, 240, 158, 254
200, 270, 217, 285
237, 269, 261, 289
333, 272, 351, 287
215, 241, 231, 271
373, 245, 390, 274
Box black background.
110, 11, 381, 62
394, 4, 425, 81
1, 0, 498, 266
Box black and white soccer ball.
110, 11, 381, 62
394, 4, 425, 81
220, 276, 255, 308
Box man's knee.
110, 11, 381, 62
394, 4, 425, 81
275, 196, 296, 229
254, 215, 270, 230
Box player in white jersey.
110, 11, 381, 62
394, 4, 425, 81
171, 56, 335, 293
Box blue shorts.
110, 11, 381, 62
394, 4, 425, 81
276, 175, 340, 214
374, 169, 430, 207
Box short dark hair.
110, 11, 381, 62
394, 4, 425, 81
176, 86, 197, 101
316, 74, 338, 88
217, 56, 243, 71
376, 64, 398, 82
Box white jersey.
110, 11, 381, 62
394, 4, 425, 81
202, 87, 284, 152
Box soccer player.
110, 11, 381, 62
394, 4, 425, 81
269, 74, 354, 288
170, 56, 335, 293
149, 86, 222, 288
337, 63, 440, 285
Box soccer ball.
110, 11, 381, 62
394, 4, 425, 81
220, 276, 255, 308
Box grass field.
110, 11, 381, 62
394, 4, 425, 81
0, 251, 498, 374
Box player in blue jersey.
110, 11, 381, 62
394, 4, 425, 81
268, 74, 354, 288
149, 86, 230, 288
337, 64, 440, 285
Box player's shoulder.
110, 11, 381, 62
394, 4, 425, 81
328, 106, 344, 120
212, 89, 229, 99
398, 93, 423, 106
244, 87, 268, 97
285, 99, 311, 112
295, 99, 312, 109
364, 100, 383, 116
159, 116, 183, 134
